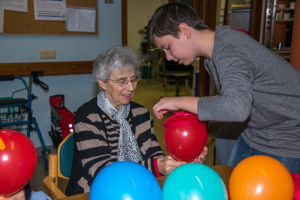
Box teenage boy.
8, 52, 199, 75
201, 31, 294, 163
147, 2, 300, 173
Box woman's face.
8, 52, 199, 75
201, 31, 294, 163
98, 68, 137, 110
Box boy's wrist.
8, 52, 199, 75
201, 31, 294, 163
174, 97, 182, 110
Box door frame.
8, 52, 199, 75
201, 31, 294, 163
121, 0, 127, 46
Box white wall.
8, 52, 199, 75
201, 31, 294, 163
0, 1, 122, 147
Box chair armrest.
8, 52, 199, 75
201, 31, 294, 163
43, 153, 66, 199
43, 176, 66, 200
205, 136, 216, 165
206, 135, 215, 148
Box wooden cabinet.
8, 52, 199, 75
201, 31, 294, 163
264, 0, 295, 60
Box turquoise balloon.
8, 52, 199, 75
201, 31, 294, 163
162, 163, 228, 200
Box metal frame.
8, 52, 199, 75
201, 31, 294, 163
0, 73, 51, 171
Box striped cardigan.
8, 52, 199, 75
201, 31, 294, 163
65, 97, 164, 196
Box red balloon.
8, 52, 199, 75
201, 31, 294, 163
0, 129, 37, 197
163, 111, 207, 162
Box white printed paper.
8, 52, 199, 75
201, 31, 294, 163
34, 0, 66, 21
3, 0, 28, 12
0, 0, 3, 33
66, 7, 96, 33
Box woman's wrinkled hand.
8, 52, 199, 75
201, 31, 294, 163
193, 146, 208, 164
157, 156, 186, 175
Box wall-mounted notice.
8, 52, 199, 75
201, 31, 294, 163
66, 7, 96, 32
3, 0, 28, 12
1, 0, 98, 35
33, 0, 66, 21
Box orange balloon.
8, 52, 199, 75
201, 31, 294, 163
229, 155, 294, 200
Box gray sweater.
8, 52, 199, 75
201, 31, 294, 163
198, 26, 300, 158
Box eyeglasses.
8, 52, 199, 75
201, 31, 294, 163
109, 77, 142, 87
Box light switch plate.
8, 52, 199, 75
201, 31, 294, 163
40, 50, 56, 59
105, 0, 114, 3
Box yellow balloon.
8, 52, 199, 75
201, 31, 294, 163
229, 155, 294, 200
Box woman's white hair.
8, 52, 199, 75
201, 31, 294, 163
92, 45, 141, 82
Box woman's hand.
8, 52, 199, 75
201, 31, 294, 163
157, 156, 186, 175
193, 146, 208, 164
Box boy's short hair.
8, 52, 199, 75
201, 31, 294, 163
147, 2, 209, 47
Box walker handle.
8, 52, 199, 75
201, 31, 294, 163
0, 75, 14, 81
30, 71, 49, 91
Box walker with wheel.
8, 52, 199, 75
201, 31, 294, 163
0, 70, 51, 172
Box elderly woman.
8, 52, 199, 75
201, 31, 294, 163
66, 46, 203, 196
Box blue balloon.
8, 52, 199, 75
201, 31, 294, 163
162, 163, 228, 200
90, 161, 162, 200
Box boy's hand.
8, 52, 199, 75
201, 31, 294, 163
153, 97, 180, 119
153, 96, 199, 119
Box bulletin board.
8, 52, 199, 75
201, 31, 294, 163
1, 0, 98, 35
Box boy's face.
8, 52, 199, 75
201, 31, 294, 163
154, 31, 196, 66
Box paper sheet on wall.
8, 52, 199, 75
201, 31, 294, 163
33, 0, 66, 21
0, 0, 3, 33
3, 0, 28, 12
66, 7, 96, 33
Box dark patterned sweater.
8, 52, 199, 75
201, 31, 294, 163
65, 97, 164, 196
